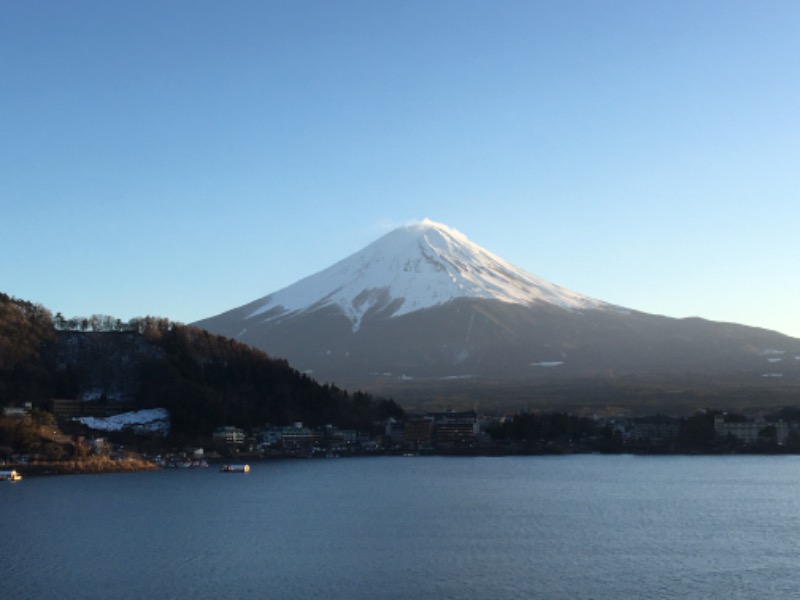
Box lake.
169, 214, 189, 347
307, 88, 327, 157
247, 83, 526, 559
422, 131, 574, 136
3, 455, 800, 599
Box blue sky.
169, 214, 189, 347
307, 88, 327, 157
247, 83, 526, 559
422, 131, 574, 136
3, 1, 799, 337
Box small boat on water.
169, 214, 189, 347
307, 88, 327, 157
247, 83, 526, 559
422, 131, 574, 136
220, 464, 250, 473
0, 470, 22, 482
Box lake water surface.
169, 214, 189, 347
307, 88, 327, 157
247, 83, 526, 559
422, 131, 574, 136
3, 455, 800, 599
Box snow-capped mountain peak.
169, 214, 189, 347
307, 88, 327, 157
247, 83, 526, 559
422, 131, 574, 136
246, 219, 608, 331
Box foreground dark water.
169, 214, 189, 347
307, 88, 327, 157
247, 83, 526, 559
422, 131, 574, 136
3, 455, 800, 599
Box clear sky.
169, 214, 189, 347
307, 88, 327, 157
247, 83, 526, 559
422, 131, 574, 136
3, 1, 799, 338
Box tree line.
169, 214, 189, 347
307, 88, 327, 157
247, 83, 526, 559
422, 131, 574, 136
52, 312, 175, 334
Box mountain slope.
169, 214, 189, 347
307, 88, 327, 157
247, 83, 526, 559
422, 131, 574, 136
194, 221, 800, 412
237, 219, 610, 332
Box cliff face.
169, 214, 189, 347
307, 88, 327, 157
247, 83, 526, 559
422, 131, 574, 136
48, 331, 165, 403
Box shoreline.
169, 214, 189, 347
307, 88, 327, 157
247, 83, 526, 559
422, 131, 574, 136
7, 456, 159, 477
8, 446, 798, 477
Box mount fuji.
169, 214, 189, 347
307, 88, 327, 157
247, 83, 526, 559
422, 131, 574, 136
236, 219, 610, 330
194, 220, 800, 413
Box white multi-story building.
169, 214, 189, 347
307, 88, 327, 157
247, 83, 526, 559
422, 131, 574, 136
714, 415, 789, 445
212, 426, 245, 450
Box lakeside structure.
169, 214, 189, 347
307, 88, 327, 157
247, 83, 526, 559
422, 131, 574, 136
5, 400, 800, 476
206, 409, 800, 458
0, 469, 22, 481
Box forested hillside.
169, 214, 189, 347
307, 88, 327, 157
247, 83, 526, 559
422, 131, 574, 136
0, 293, 403, 440
0, 293, 55, 404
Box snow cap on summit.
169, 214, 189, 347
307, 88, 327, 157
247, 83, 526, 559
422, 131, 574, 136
248, 219, 608, 330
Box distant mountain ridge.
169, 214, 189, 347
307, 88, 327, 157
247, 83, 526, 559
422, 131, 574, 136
194, 221, 800, 413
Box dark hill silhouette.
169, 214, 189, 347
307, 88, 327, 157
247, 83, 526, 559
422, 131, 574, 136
0, 293, 402, 440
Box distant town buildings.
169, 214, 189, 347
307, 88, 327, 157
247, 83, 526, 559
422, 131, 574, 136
630, 415, 681, 445
212, 426, 246, 452
111, 409, 800, 457
8, 397, 800, 463
713, 414, 789, 445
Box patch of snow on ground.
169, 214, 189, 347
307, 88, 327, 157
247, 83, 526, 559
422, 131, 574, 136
761, 349, 787, 356
763, 373, 783, 378
76, 408, 170, 436
768, 358, 783, 363
532, 361, 564, 367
